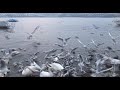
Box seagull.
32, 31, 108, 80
93, 24, 100, 29
31, 25, 40, 35
27, 25, 40, 39
40, 62, 64, 77
22, 62, 41, 76
90, 39, 98, 48
55, 43, 64, 48
70, 47, 78, 54
57, 37, 71, 45
40, 70, 53, 77
49, 63, 64, 71
97, 43, 104, 46
75, 36, 87, 49
65, 37, 71, 42
108, 32, 120, 44
44, 49, 57, 55
90, 39, 104, 48
57, 37, 64, 42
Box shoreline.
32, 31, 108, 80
0, 13, 120, 17
0, 17, 119, 19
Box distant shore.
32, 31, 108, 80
0, 13, 120, 17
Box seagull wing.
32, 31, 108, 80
31, 25, 40, 34
91, 39, 98, 46
65, 37, 71, 42
97, 43, 104, 46
75, 36, 79, 39
93, 24, 99, 29
108, 32, 114, 39
55, 43, 64, 48
70, 47, 78, 53
57, 37, 64, 42
48, 49, 57, 54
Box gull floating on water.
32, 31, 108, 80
40, 70, 54, 77
22, 62, 41, 76
49, 63, 64, 71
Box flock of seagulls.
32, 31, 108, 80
0, 31, 120, 77
0, 45, 65, 77
1, 19, 120, 77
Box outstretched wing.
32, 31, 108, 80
65, 37, 71, 42
75, 36, 79, 39
55, 43, 64, 48
93, 24, 99, 29
70, 47, 78, 54
31, 25, 40, 34
45, 49, 57, 54
97, 43, 104, 46
108, 32, 114, 39
57, 37, 64, 42
91, 39, 98, 47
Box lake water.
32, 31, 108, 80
0, 17, 120, 50
1, 17, 120, 77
